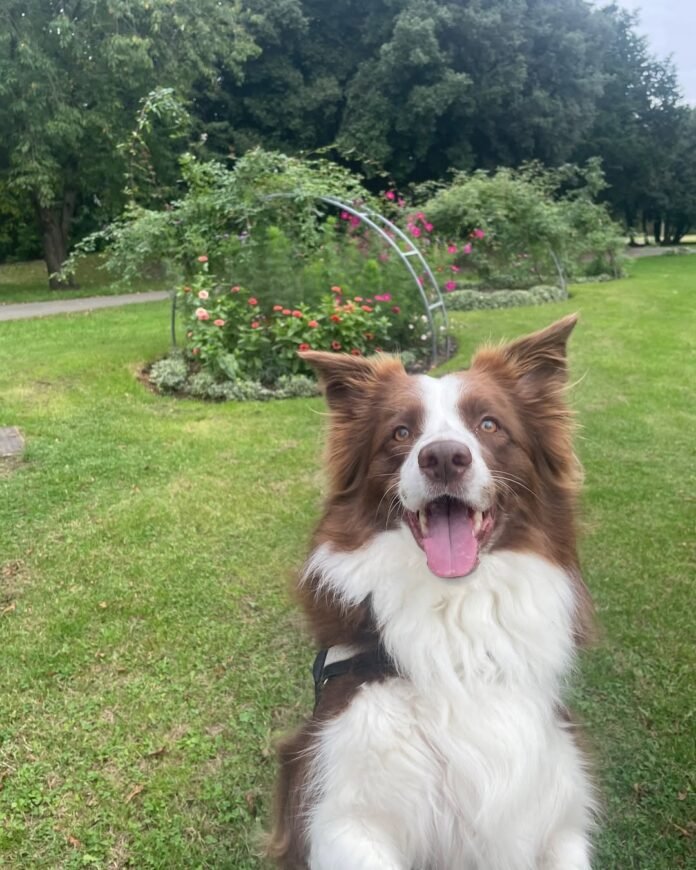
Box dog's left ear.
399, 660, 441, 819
473, 314, 578, 387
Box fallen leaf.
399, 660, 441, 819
125, 784, 144, 804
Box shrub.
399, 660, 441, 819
445, 284, 569, 312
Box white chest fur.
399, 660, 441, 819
304, 533, 594, 870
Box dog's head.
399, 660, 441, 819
303, 314, 581, 579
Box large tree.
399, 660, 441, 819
0, 0, 256, 287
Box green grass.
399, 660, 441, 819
0, 254, 166, 305
0, 257, 694, 868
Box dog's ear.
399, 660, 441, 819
300, 351, 405, 411
472, 314, 578, 388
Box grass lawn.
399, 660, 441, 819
0, 254, 166, 306
0, 256, 694, 868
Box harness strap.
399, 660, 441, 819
312, 643, 395, 709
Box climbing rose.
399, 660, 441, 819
472, 228, 485, 239
462, 243, 473, 255
451, 265, 461, 273
424, 223, 433, 232
385, 191, 395, 200
447, 245, 457, 254
445, 281, 457, 292
195, 308, 210, 320
214, 319, 225, 327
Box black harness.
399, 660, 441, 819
312, 644, 396, 709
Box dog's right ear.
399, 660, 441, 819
300, 351, 405, 412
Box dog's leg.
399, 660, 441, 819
309, 823, 406, 870
541, 829, 592, 870
306, 682, 432, 870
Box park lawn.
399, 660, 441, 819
0, 254, 166, 305
0, 256, 694, 868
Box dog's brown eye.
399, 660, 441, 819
480, 417, 499, 434
393, 425, 410, 441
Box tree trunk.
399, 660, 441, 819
37, 192, 78, 289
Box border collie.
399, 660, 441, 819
268, 315, 595, 870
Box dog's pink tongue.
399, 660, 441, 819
422, 500, 478, 578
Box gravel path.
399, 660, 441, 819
0, 290, 169, 322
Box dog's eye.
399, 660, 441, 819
393, 425, 410, 441
480, 417, 499, 434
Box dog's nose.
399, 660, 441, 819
418, 440, 472, 484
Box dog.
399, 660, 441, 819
268, 315, 595, 870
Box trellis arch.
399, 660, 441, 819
318, 196, 450, 365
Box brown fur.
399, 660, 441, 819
267, 318, 593, 866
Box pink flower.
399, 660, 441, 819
411, 226, 421, 238
462, 243, 473, 255
195, 308, 210, 321
350, 216, 361, 228
374, 293, 392, 302
308, 320, 319, 328
331, 285, 342, 294
378, 252, 390, 262
248, 297, 258, 306
472, 228, 485, 239
230, 285, 241, 293
214, 319, 225, 327
451, 265, 461, 273
424, 222, 433, 232
273, 304, 283, 311
299, 343, 310, 352
331, 340, 342, 350
447, 244, 457, 254
282, 308, 291, 316
251, 321, 260, 329
361, 305, 373, 312
197, 290, 209, 300
385, 191, 396, 200
292, 310, 303, 318
197, 255, 208, 263
354, 296, 363, 302
445, 281, 457, 292
340, 211, 350, 221
330, 314, 341, 323
397, 198, 405, 208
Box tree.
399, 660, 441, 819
0, 0, 256, 287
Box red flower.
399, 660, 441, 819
251, 321, 260, 329
231, 285, 241, 293
330, 314, 341, 323
197, 255, 208, 263
331, 285, 342, 294
292, 310, 303, 318
350, 348, 362, 356
299, 343, 310, 352
282, 308, 291, 315
308, 320, 319, 328
361, 305, 373, 313
248, 297, 258, 306
331, 340, 342, 350
392, 305, 401, 314
273, 304, 283, 312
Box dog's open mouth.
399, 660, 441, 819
405, 496, 495, 579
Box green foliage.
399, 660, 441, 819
421, 162, 625, 287
445, 284, 568, 312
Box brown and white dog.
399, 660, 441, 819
269, 315, 595, 870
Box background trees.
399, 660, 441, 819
1, 0, 695, 287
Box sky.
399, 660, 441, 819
616, 0, 696, 104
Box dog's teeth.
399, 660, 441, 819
419, 511, 428, 536
472, 511, 483, 535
